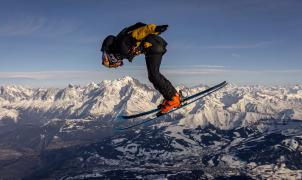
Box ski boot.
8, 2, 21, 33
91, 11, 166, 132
157, 91, 182, 116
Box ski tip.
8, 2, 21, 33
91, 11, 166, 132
115, 115, 124, 120
113, 127, 125, 131
114, 125, 137, 131
118, 114, 137, 120
219, 81, 227, 87
120, 115, 131, 119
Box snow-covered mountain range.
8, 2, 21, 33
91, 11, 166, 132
0, 76, 302, 179
1, 76, 302, 129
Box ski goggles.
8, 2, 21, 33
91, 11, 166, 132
102, 52, 123, 68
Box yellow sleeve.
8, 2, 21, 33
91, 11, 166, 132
131, 24, 159, 41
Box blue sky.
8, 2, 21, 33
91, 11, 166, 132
0, 0, 302, 87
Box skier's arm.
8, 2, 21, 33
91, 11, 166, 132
125, 24, 168, 62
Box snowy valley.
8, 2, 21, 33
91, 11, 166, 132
0, 76, 301, 179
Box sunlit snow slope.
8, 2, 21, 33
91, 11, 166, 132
1, 76, 301, 129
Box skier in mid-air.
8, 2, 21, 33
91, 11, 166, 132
101, 22, 181, 114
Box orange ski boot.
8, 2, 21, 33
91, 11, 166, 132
159, 92, 181, 115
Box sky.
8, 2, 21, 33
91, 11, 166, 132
0, 0, 302, 87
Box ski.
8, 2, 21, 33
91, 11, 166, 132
120, 81, 227, 120
115, 81, 227, 130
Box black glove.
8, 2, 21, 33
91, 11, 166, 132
155, 25, 168, 33
127, 55, 134, 62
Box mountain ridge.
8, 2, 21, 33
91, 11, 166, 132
0, 76, 302, 179
1, 76, 301, 130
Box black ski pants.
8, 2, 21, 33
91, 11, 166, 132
144, 35, 177, 100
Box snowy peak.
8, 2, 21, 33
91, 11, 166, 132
0, 77, 302, 129
1, 77, 302, 179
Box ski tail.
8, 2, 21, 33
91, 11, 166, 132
120, 108, 159, 120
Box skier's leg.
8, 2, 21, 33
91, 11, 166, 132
144, 35, 177, 100
146, 54, 177, 100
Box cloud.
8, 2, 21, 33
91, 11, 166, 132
125, 65, 226, 76
163, 68, 225, 75
231, 53, 241, 58
125, 65, 225, 70
77, 36, 102, 44
1, 68, 301, 87
0, 17, 46, 36
159, 65, 226, 75
171, 41, 276, 50
0, 71, 102, 80
0, 66, 226, 81
0, 16, 79, 37
42, 19, 80, 36
203, 41, 275, 49
165, 65, 225, 69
